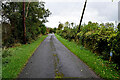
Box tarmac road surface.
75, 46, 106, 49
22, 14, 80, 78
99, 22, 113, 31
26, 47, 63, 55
18, 34, 99, 79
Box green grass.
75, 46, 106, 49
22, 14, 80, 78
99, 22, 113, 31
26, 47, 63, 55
2, 35, 48, 78
55, 34, 120, 79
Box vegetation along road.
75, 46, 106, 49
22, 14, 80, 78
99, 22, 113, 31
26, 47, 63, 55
2, 1, 120, 79
18, 34, 99, 78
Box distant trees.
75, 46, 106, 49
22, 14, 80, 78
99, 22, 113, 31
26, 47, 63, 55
118, 23, 120, 31
58, 22, 63, 30
46, 27, 57, 33
40, 24, 46, 35
2, 2, 51, 47
56, 21, 78, 41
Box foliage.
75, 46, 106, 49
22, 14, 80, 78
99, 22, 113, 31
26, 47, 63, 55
58, 22, 63, 30
118, 23, 120, 31
2, 2, 51, 47
56, 21, 120, 68
40, 24, 47, 35
46, 27, 57, 33
56, 21, 78, 42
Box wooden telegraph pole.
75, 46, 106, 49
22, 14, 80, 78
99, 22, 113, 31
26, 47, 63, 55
23, 0, 26, 44
78, 0, 87, 33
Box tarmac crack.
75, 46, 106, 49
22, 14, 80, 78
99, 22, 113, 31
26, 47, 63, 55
50, 35, 64, 78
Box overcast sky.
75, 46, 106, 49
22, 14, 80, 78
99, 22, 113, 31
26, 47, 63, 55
40, 0, 119, 28
1, 0, 119, 27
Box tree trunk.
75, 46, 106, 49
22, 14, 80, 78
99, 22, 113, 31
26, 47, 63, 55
23, 2, 26, 44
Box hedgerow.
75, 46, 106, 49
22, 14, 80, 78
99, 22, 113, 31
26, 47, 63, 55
56, 21, 120, 69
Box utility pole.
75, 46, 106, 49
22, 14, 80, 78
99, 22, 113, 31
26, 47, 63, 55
78, 0, 87, 33
23, 1, 26, 44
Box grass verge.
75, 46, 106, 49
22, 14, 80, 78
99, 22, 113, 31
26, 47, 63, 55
55, 34, 120, 79
2, 35, 48, 78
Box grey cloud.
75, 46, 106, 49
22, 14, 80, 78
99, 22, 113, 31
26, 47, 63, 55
45, 1, 118, 27
86, 2, 118, 21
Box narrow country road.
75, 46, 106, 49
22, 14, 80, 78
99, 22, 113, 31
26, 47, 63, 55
18, 34, 99, 78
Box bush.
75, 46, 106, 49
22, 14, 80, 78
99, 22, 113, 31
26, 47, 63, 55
2, 49, 12, 58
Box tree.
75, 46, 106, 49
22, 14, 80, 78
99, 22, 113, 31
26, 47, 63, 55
71, 22, 74, 28
117, 23, 120, 32
23, 2, 26, 44
40, 24, 46, 35
2, 2, 51, 47
58, 22, 63, 30
65, 21, 69, 28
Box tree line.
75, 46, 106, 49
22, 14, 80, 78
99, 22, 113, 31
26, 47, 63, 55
56, 21, 120, 68
2, 1, 51, 48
